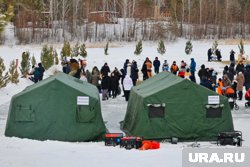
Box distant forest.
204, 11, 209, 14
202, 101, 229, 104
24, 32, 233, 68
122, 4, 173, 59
1, 0, 250, 44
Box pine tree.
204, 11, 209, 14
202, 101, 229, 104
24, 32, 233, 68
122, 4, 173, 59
60, 41, 71, 60
8, 59, 19, 84
134, 40, 143, 55
238, 39, 245, 55
41, 45, 54, 70
79, 43, 87, 58
19, 51, 30, 76
71, 42, 80, 58
212, 40, 218, 54
31, 55, 36, 66
185, 40, 193, 55
0, 56, 9, 88
53, 49, 59, 65
0, 3, 14, 35
104, 42, 109, 55
157, 40, 166, 55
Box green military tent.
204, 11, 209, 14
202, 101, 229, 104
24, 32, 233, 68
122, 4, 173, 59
121, 72, 234, 141
5, 72, 106, 142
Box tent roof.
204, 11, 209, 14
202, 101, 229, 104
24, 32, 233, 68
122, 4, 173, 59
17, 72, 99, 100
132, 72, 185, 97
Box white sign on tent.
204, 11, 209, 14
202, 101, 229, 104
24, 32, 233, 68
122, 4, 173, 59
208, 96, 220, 104
77, 96, 89, 105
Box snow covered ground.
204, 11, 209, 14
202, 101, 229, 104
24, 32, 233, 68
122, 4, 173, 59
0, 39, 250, 167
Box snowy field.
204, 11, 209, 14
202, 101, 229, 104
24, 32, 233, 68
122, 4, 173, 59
1, 39, 250, 167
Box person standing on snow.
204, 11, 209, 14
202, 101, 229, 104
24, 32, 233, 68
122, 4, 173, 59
101, 74, 110, 101
162, 60, 169, 71
230, 50, 235, 64
236, 72, 245, 100
101, 62, 110, 77
110, 72, 119, 98
123, 59, 130, 75
190, 58, 196, 76
190, 58, 196, 83
244, 64, 250, 91
207, 48, 212, 61
153, 57, 160, 74
145, 57, 152, 78
130, 60, 139, 86
123, 75, 133, 101
170, 61, 179, 75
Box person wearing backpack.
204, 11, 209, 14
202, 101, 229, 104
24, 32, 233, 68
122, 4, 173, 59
170, 61, 179, 75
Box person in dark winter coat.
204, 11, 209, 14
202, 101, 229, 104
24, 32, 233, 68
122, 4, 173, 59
85, 69, 92, 83
198, 64, 208, 83
101, 62, 110, 77
110, 72, 119, 98
123, 59, 130, 75
120, 68, 126, 95
101, 74, 110, 100
230, 50, 235, 64
215, 49, 222, 61
208, 68, 218, 91
227, 63, 236, 82
244, 64, 250, 91
37, 63, 45, 81
200, 76, 213, 90
153, 57, 160, 74
189, 74, 196, 83
223, 65, 229, 75
141, 62, 148, 80
29, 65, 40, 83
231, 80, 238, 99
130, 60, 139, 86
236, 61, 245, 73
33, 67, 40, 83
112, 67, 121, 81
74, 69, 81, 79
62, 61, 70, 74
207, 48, 212, 61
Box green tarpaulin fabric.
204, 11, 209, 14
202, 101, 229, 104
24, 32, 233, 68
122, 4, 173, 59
5, 72, 106, 142
121, 72, 234, 141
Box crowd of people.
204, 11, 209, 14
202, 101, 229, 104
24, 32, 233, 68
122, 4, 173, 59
28, 50, 250, 104
59, 57, 200, 102
220, 61, 250, 100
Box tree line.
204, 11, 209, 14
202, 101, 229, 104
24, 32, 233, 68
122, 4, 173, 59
1, 0, 250, 44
